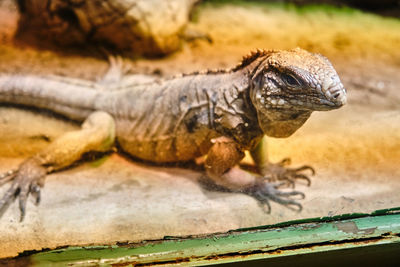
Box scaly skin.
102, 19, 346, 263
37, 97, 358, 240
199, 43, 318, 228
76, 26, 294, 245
0, 48, 346, 220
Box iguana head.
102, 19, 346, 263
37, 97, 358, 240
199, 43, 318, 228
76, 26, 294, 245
247, 48, 347, 137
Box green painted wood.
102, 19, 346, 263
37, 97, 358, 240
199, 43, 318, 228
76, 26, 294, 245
29, 208, 400, 266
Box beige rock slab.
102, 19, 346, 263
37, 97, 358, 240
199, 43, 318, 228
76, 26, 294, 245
0, 105, 399, 258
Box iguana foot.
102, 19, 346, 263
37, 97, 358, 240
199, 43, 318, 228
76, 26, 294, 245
246, 178, 305, 213
98, 55, 132, 85
262, 158, 315, 188
0, 159, 46, 221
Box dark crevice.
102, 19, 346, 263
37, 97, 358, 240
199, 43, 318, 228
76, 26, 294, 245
55, 8, 79, 27
16, 0, 26, 13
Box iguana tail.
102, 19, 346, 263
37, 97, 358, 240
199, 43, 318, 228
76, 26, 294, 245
0, 74, 100, 121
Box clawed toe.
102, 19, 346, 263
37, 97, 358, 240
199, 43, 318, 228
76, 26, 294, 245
0, 178, 39, 221
287, 165, 315, 187
0, 182, 18, 214
0, 160, 46, 221
293, 165, 315, 175
30, 184, 42, 205
0, 169, 17, 186
293, 174, 311, 186
278, 157, 291, 166
276, 190, 305, 199
263, 159, 315, 188
247, 180, 305, 213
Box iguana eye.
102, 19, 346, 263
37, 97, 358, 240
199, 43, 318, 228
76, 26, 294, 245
282, 73, 301, 87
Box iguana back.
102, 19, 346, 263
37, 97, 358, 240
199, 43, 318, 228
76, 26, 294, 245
0, 69, 259, 162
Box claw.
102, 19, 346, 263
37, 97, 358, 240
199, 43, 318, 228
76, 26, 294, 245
274, 181, 288, 188
259, 200, 272, 214
18, 183, 30, 222
108, 55, 132, 76
293, 165, 315, 176
0, 175, 16, 186
248, 180, 305, 213
31, 184, 41, 205
288, 202, 303, 212
276, 190, 305, 199
19, 198, 26, 222
108, 55, 124, 71
0, 182, 18, 213
279, 158, 291, 166
253, 191, 272, 213
283, 178, 296, 189
0, 160, 46, 221
269, 195, 303, 212
262, 160, 315, 188
293, 174, 312, 186
0, 169, 17, 179
98, 54, 130, 85
261, 201, 271, 214
279, 181, 294, 189
0, 169, 17, 186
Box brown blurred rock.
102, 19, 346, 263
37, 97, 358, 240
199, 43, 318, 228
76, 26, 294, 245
16, 0, 199, 57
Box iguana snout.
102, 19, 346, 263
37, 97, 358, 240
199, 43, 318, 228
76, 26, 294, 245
321, 76, 347, 109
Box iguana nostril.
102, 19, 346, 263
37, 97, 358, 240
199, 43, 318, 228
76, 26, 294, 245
333, 92, 340, 99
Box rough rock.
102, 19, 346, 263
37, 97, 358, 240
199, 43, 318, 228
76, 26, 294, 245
16, 0, 199, 56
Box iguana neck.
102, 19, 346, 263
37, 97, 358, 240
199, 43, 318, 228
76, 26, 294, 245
201, 63, 263, 149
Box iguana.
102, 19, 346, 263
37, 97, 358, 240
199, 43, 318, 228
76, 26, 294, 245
0, 48, 346, 221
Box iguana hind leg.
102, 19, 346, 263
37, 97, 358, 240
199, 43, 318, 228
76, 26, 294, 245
0, 111, 116, 221
250, 136, 315, 188
205, 137, 305, 213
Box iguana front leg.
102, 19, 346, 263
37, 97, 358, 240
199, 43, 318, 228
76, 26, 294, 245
250, 136, 315, 188
0, 111, 116, 221
205, 137, 305, 213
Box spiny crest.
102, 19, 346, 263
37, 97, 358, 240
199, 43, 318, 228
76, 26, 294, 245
171, 49, 272, 79
172, 68, 230, 79
182, 68, 229, 76
232, 49, 272, 72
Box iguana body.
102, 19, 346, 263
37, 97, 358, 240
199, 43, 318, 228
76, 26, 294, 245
0, 48, 346, 220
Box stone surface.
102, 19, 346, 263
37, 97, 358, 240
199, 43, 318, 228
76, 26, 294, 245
0, 105, 399, 258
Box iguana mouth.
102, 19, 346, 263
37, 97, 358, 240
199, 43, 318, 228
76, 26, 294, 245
261, 81, 347, 111
260, 92, 346, 112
